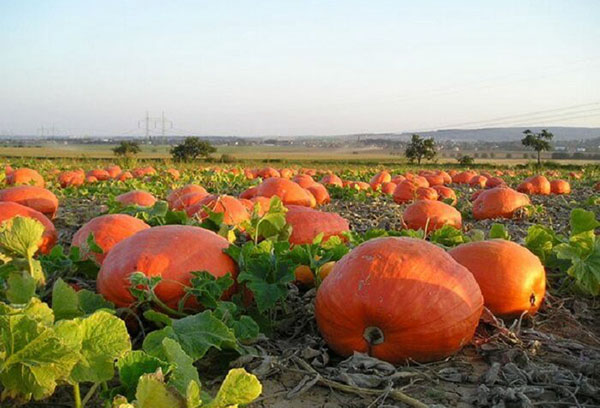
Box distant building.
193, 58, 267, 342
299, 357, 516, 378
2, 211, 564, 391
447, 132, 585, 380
554, 146, 566, 151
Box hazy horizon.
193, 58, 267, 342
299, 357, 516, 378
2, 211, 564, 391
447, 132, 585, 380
1, 1, 600, 137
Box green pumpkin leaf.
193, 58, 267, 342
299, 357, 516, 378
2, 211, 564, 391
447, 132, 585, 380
204, 368, 261, 408
69, 311, 131, 383
117, 350, 172, 400
570, 208, 600, 235
161, 338, 200, 395
134, 371, 185, 408
0, 216, 44, 259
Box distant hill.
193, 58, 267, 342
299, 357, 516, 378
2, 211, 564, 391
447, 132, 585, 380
353, 127, 600, 142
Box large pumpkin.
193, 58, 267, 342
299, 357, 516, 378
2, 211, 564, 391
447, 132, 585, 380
315, 237, 483, 363
286, 205, 349, 245
306, 183, 331, 206
71, 214, 150, 264
452, 171, 477, 184
58, 171, 85, 188
97, 225, 237, 308
255, 178, 314, 207
115, 190, 157, 207
403, 200, 462, 233
472, 187, 530, 220
369, 171, 391, 190
166, 185, 208, 208
449, 240, 546, 318
0, 186, 59, 219
292, 174, 316, 188
0, 202, 57, 254
6, 168, 45, 187
517, 175, 550, 195
86, 169, 110, 181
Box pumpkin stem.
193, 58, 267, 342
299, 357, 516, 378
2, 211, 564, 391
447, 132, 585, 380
529, 293, 536, 307
363, 326, 385, 346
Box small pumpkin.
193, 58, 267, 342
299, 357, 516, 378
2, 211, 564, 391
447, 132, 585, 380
517, 175, 550, 195
449, 240, 546, 318
115, 190, 157, 207
71, 214, 150, 264
320, 174, 343, 187
452, 171, 477, 184
86, 169, 110, 181
258, 167, 280, 179
306, 183, 331, 206
166, 184, 208, 208
550, 179, 571, 195
403, 200, 462, 233
293, 174, 317, 188
315, 237, 483, 363
369, 171, 391, 190
186, 195, 250, 225
432, 185, 457, 205
380, 182, 397, 195
286, 205, 349, 245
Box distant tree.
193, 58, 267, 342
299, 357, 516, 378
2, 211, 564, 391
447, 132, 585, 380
112, 141, 141, 157
521, 129, 553, 165
170, 137, 216, 162
405, 134, 436, 164
457, 155, 475, 165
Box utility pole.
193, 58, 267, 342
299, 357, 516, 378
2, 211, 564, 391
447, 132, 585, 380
138, 111, 173, 142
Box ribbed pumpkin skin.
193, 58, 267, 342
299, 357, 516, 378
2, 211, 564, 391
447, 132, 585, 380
286, 205, 349, 245
115, 190, 157, 207
0, 202, 57, 254
0, 186, 59, 219
186, 195, 250, 225
518, 175, 551, 195
97, 225, 237, 308
167, 185, 208, 207
449, 240, 546, 318
403, 200, 462, 233
432, 185, 457, 205
72, 214, 150, 264
6, 168, 45, 187
472, 187, 531, 220
315, 237, 483, 363
452, 171, 477, 184
369, 171, 391, 190
306, 183, 331, 205
292, 174, 316, 188
255, 178, 314, 207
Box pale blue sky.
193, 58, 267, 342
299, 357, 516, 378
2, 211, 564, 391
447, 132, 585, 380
1, 0, 599, 136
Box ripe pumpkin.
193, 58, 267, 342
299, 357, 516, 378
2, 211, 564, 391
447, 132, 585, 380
369, 171, 391, 190
85, 176, 98, 183
0, 186, 59, 219
517, 175, 550, 195
452, 171, 477, 184
449, 240, 546, 318
115, 190, 157, 207
306, 183, 331, 206
239, 186, 259, 200
186, 195, 250, 225
423, 173, 445, 187
132, 166, 157, 178
416, 187, 438, 201
97, 225, 237, 308
486, 177, 505, 189
116, 171, 133, 182
71, 214, 150, 264
293, 174, 317, 188
0, 202, 57, 254
403, 200, 462, 233
255, 178, 314, 207
258, 167, 280, 179
58, 171, 85, 188
315, 237, 483, 363
86, 169, 110, 181
472, 187, 531, 220
392, 180, 417, 204
320, 174, 343, 187
380, 182, 397, 195
469, 175, 488, 188
286, 205, 349, 245
550, 179, 571, 195
165, 168, 180, 179
432, 185, 457, 205
166, 184, 208, 208
105, 165, 122, 179
6, 168, 45, 187
391, 175, 406, 184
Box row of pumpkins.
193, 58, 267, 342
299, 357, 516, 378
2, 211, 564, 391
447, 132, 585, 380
0, 165, 588, 364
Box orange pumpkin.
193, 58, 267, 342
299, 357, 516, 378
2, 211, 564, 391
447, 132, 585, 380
167, 184, 208, 208
165, 168, 180, 179
58, 171, 85, 188
293, 174, 317, 188
255, 178, 314, 207
380, 182, 397, 195
449, 240, 546, 318
432, 185, 457, 205
550, 179, 571, 195
132, 166, 157, 178
452, 171, 477, 184
97, 225, 237, 308
6, 168, 45, 187
320, 174, 343, 187
86, 169, 110, 181
115, 190, 157, 207
315, 237, 483, 363
416, 187, 438, 201
469, 175, 488, 188
403, 200, 462, 233
472, 187, 530, 220
517, 175, 550, 195
369, 171, 391, 190
116, 171, 133, 182
72, 214, 150, 264
286, 205, 349, 245
186, 195, 250, 225
306, 183, 331, 206
392, 180, 417, 204
0, 202, 57, 254
105, 165, 122, 179
0, 186, 59, 219
258, 167, 280, 179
